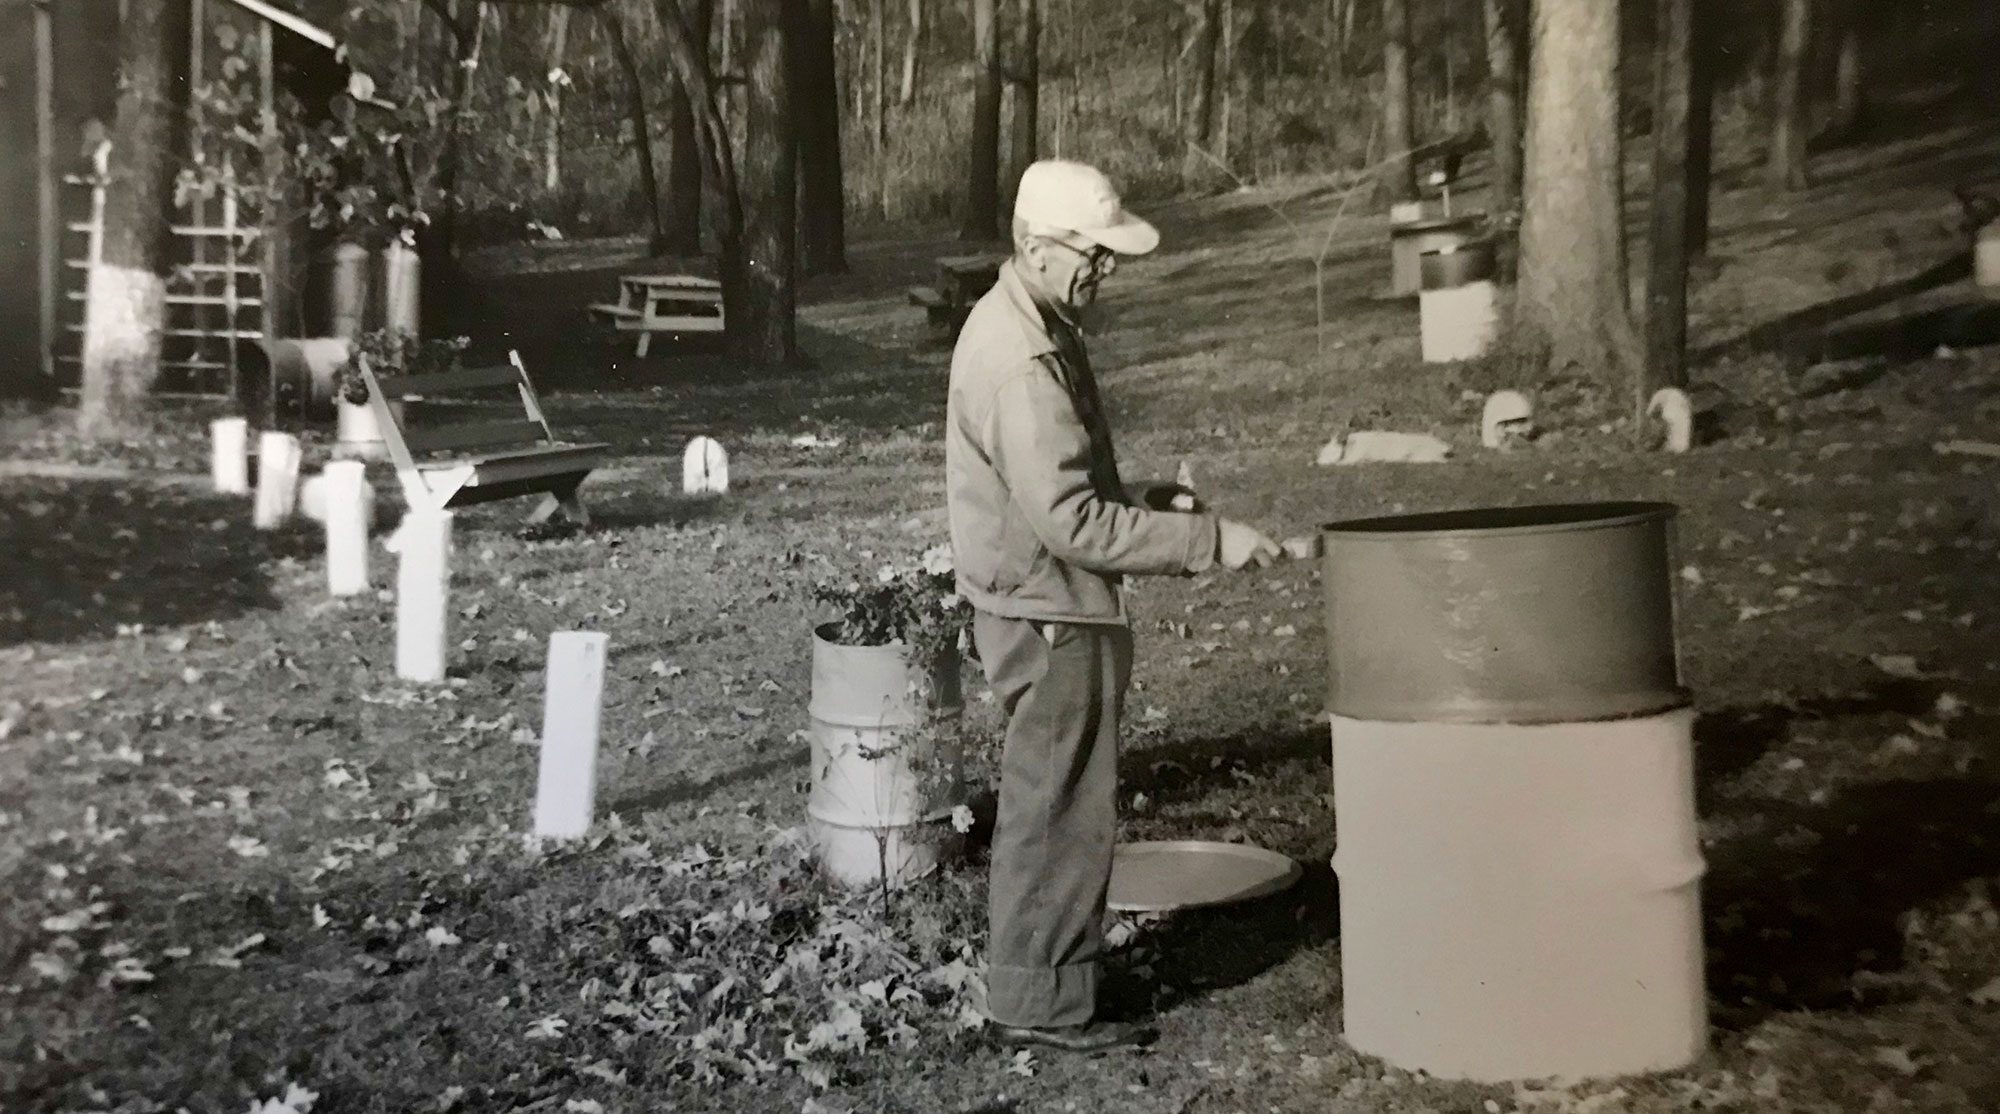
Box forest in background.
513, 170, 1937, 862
293, 0, 2000, 245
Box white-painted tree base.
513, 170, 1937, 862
682, 436, 729, 494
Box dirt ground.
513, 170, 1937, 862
3, 117, 1999, 1114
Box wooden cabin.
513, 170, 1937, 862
0, 0, 351, 401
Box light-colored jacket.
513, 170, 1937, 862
945, 259, 1220, 624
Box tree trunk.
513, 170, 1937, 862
738, 0, 798, 364
796, 0, 847, 274
1005, 0, 1040, 210
601, 4, 670, 255
655, 0, 711, 256
1516, 0, 1641, 391
1644, 0, 1693, 404
541, 7, 570, 193
79, 0, 192, 437
962, 0, 1002, 240
1482, 0, 1523, 217
899, 0, 924, 105
1767, 0, 1811, 191
1246, 0, 1269, 176
872, 0, 888, 211
1685, 0, 1714, 256
654, 0, 746, 338
1180, 0, 1220, 188
1379, 0, 1417, 203
1825, 0, 1864, 141
433, 0, 489, 261
1218, 0, 1233, 170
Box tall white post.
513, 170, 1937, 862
252, 431, 301, 529
211, 418, 249, 494
533, 631, 609, 839
394, 510, 453, 683
323, 461, 370, 597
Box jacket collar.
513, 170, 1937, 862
996, 257, 1065, 360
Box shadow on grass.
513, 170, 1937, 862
0, 479, 286, 647
607, 744, 811, 818
1693, 679, 1943, 806
1703, 770, 2000, 1028
1696, 252, 1973, 367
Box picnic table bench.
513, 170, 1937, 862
355, 349, 607, 527
907, 253, 1008, 338
589, 273, 724, 356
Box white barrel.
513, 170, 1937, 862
1419, 279, 1499, 363
1331, 706, 1706, 1082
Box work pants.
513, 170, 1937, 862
973, 610, 1134, 1028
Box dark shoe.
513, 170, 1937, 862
992, 1019, 1157, 1053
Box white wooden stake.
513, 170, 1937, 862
323, 461, 370, 597
211, 417, 249, 494
394, 509, 453, 683
533, 631, 609, 839
252, 431, 301, 529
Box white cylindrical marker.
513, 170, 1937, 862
323, 461, 370, 597
252, 432, 301, 529
395, 509, 453, 682
533, 631, 610, 839
211, 418, 249, 494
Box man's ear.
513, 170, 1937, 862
1020, 237, 1049, 272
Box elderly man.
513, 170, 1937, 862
946, 159, 1282, 1053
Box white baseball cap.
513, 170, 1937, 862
1013, 159, 1160, 256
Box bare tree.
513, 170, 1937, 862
1516, 0, 1641, 389
78, 0, 192, 436
1767, 0, 1811, 190
899, 0, 924, 105
651, 0, 751, 346
1645, 0, 1694, 402
1180, 0, 1220, 188
1482, 0, 1523, 217
738, 0, 798, 363
1379, 0, 1416, 203
599, 2, 670, 253
1823, 0, 1866, 142
422, 0, 490, 259
796, 0, 847, 274
1005, 0, 1040, 209
872, 0, 888, 210
962, 0, 1002, 239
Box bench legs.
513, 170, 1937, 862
527, 479, 591, 528
635, 332, 652, 358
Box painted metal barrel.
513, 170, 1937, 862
1389, 215, 1482, 297
1321, 501, 1686, 725
1321, 501, 1706, 1082
1420, 238, 1498, 290
807, 623, 964, 888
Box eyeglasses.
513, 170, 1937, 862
1047, 238, 1116, 276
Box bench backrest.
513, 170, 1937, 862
354, 350, 559, 475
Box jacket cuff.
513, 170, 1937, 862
1183, 514, 1222, 574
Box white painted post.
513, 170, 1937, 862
252, 431, 301, 529
211, 417, 249, 494
533, 631, 609, 839
394, 509, 453, 683
323, 461, 370, 597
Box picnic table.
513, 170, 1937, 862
907, 252, 1009, 339
589, 273, 724, 356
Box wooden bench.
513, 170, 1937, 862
354, 349, 609, 527
589, 273, 724, 356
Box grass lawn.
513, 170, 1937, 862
4, 119, 2000, 1114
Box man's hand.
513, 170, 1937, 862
1135, 482, 1202, 512
1218, 520, 1282, 570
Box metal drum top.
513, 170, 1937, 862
1320, 501, 1687, 725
